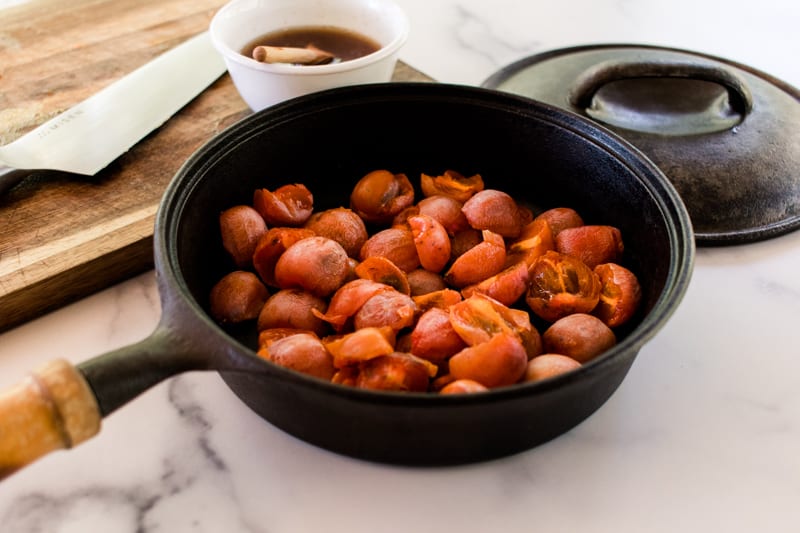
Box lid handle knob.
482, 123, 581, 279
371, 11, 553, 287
568, 58, 754, 118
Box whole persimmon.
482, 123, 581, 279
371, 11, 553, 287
274, 236, 349, 297
542, 313, 616, 363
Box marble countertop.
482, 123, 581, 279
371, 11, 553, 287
1, 0, 798, 531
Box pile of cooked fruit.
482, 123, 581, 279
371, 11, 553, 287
209, 169, 641, 394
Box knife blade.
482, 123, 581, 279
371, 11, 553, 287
0, 31, 227, 194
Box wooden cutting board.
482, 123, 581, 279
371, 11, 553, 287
0, 0, 433, 333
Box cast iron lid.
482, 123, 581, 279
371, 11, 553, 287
482, 44, 800, 245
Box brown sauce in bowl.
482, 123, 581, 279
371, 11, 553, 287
241, 25, 381, 63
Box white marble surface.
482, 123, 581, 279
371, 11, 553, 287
1, 1, 799, 531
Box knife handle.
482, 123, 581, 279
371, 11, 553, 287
0, 165, 30, 196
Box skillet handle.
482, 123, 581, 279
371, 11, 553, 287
0, 326, 216, 480
0, 359, 101, 480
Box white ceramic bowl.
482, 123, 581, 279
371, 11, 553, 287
209, 0, 409, 111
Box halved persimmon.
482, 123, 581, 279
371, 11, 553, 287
444, 230, 506, 288
313, 279, 393, 332
355, 256, 410, 295
448, 293, 540, 359
259, 333, 334, 380
355, 352, 435, 392
506, 218, 554, 267
461, 260, 529, 307
408, 214, 451, 273
350, 169, 415, 224
593, 262, 642, 327
420, 169, 484, 202
412, 288, 463, 313
253, 183, 314, 226
324, 326, 396, 368
448, 333, 528, 388
526, 250, 601, 323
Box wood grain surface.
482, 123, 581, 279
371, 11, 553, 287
0, 0, 433, 333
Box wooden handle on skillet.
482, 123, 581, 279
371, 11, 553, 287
0, 359, 101, 480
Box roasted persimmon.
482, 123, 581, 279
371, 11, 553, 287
209, 271, 269, 324
256, 289, 329, 336
252, 227, 315, 287
211, 172, 640, 395
449, 228, 482, 262
259, 333, 334, 380
506, 218, 554, 267
313, 279, 393, 332
258, 328, 318, 349
448, 333, 528, 388
324, 326, 396, 368
410, 307, 467, 364
524, 354, 581, 382
391, 205, 420, 228
360, 227, 420, 272
416, 195, 469, 235
517, 204, 534, 227
593, 263, 642, 327
331, 366, 359, 387
420, 169, 484, 202
439, 379, 489, 394
350, 169, 415, 224
355, 352, 434, 392
408, 214, 451, 273
461, 189, 524, 238
304, 207, 368, 258
542, 313, 616, 363
412, 288, 463, 313
444, 230, 506, 288
406, 269, 447, 296
353, 289, 416, 331
555, 225, 624, 269
274, 236, 350, 297
253, 183, 314, 226
449, 293, 541, 358
526, 250, 601, 323
219, 205, 267, 268
461, 260, 529, 306
355, 256, 410, 295
534, 207, 584, 237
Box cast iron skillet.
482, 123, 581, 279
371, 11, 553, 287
0, 83, 694, 475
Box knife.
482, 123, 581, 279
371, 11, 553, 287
0, 31, 227, 195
